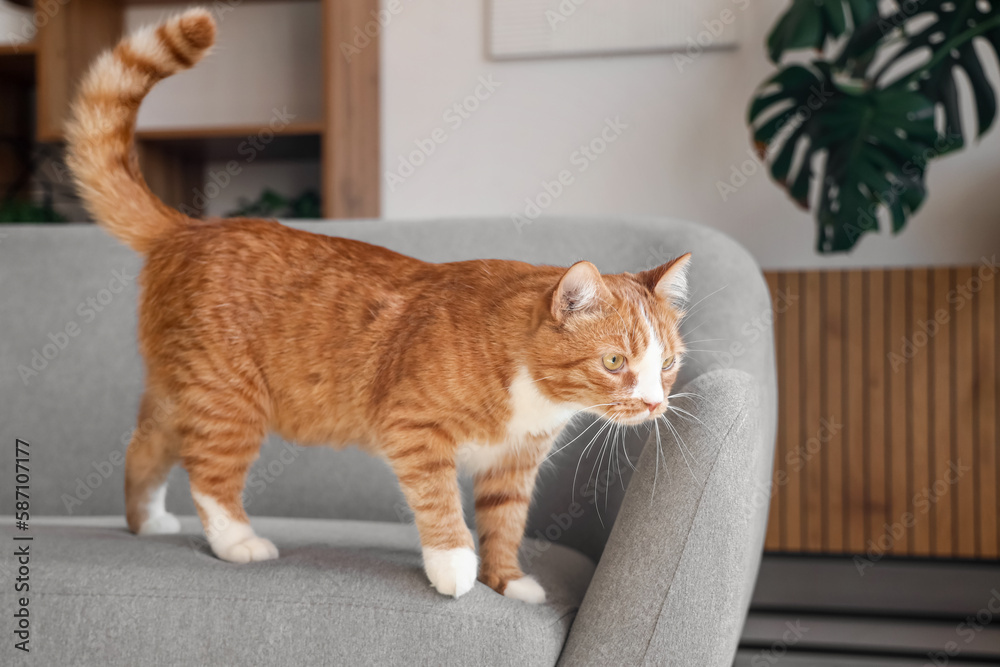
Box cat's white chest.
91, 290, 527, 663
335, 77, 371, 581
457, 368, 578, 476
505, 367, 579, 439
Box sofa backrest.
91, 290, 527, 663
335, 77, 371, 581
0, 217, 771, 560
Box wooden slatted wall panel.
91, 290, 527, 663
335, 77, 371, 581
763, 265, 999, 558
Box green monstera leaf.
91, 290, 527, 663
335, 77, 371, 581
767, 0, 878, 62
749, 63, 937, 252
815, 85, 937, 251
874, 0, 1000, 151
752, 0, 999, 253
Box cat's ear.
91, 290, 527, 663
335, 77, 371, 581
551, 261, 607, 322
640, 253, 691, 307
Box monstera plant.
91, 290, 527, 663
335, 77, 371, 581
749, 0, 1000, 252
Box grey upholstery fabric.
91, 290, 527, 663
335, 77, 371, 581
0, 217, 777, 666
0, 516, 595, 666
559, 369, 768, 666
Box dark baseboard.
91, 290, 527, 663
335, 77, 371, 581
737, 555, 1000, 665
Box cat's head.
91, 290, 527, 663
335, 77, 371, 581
531, 254, 690, 426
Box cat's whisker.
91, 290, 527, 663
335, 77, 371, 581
652, 419, 663, 500
660, 415, 694, 478
668, 392, 705, 402
665, 404, 705, 426
588, 422, 614, 527
571, 416, 616, 504
598, 418, 624, 517
660, 414, 701, 483
680, 318, 711, 338
544, 404, 621, 462
679, 292, 730, 337
573, 421, 614, 512
660, 413, 690, 454
621, 425, 638, 472
604, 423, 618, 511
545, 419, 602, 462
626, 420, 644, 470
570, 402, 621, 416
680, 284, 728, 322
612, 423, 625, 494
609, 425, 618, 500
591, 412, 621, 525
681, 431, 704, 471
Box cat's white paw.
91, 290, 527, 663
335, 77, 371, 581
138, 512, 181, 535
504, 575, 546, 604
423, 547, 478, 598
214, 535, 279, 563
192, 491, 278, 564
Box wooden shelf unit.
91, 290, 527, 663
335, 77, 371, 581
0, 0, 379, 218
0, 41, 35, 55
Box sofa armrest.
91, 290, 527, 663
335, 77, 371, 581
558, 368, 773, 666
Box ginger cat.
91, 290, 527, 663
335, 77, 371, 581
66, 9, 691, 602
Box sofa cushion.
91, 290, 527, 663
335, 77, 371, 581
3, 516, 595, 666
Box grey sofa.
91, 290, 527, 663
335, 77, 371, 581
0, 217, 776, 666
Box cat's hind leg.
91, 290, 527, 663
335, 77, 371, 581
125, 391, 182, 535
178, 386, 277, 563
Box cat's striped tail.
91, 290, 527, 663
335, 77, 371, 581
66, 9, 216, 254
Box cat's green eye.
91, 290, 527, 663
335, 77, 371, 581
602, 353, 625, 372
662, 354, 676, 370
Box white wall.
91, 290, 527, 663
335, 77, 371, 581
0, 1, 33, 45
381, 0, 1000, 269
126, 2, 322, 129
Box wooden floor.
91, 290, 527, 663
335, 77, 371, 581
762, 265, 999, 559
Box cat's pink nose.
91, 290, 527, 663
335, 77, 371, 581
645, 401, 662, 413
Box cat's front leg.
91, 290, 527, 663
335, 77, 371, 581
473, 448, 547, 604
386, 427, 478, 598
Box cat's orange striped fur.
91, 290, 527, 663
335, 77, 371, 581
66, 9, 691, 601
